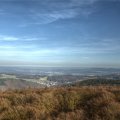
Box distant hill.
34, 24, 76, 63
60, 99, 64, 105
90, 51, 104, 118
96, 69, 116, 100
71, 78, 120, 86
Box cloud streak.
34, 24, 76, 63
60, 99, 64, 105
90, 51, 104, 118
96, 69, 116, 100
18, 0, 98, 26
0, 35, 46, 42
4, 0, 119, 27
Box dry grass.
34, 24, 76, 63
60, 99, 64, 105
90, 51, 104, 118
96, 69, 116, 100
0, 86, 120, 120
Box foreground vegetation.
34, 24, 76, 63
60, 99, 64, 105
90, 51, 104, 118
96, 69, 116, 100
0, 86, 120, 120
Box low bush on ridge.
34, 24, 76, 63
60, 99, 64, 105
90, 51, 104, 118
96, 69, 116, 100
0, 86, 120, 120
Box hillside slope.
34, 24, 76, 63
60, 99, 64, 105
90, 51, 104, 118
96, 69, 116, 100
0, 86, 120, 120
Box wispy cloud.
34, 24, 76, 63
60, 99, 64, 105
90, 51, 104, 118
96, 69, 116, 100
8, 0, 119, 27
0, 35, 46, 42
28, 9, 78, 25
18, 0, 98, 27
1, 0, 119, 27
0, 35, 19, 41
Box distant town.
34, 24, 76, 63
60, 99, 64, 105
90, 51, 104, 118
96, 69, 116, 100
0, 67, 120, 90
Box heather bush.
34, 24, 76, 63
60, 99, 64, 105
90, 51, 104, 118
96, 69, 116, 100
0, 86, 120, 120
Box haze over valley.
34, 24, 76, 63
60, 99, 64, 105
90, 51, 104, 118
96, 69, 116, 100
0, 67, 120, 90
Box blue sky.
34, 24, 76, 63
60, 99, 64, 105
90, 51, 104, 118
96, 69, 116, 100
0, 0, 120, 67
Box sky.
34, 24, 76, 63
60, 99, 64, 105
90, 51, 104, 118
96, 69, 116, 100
0, 0, 120, 67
